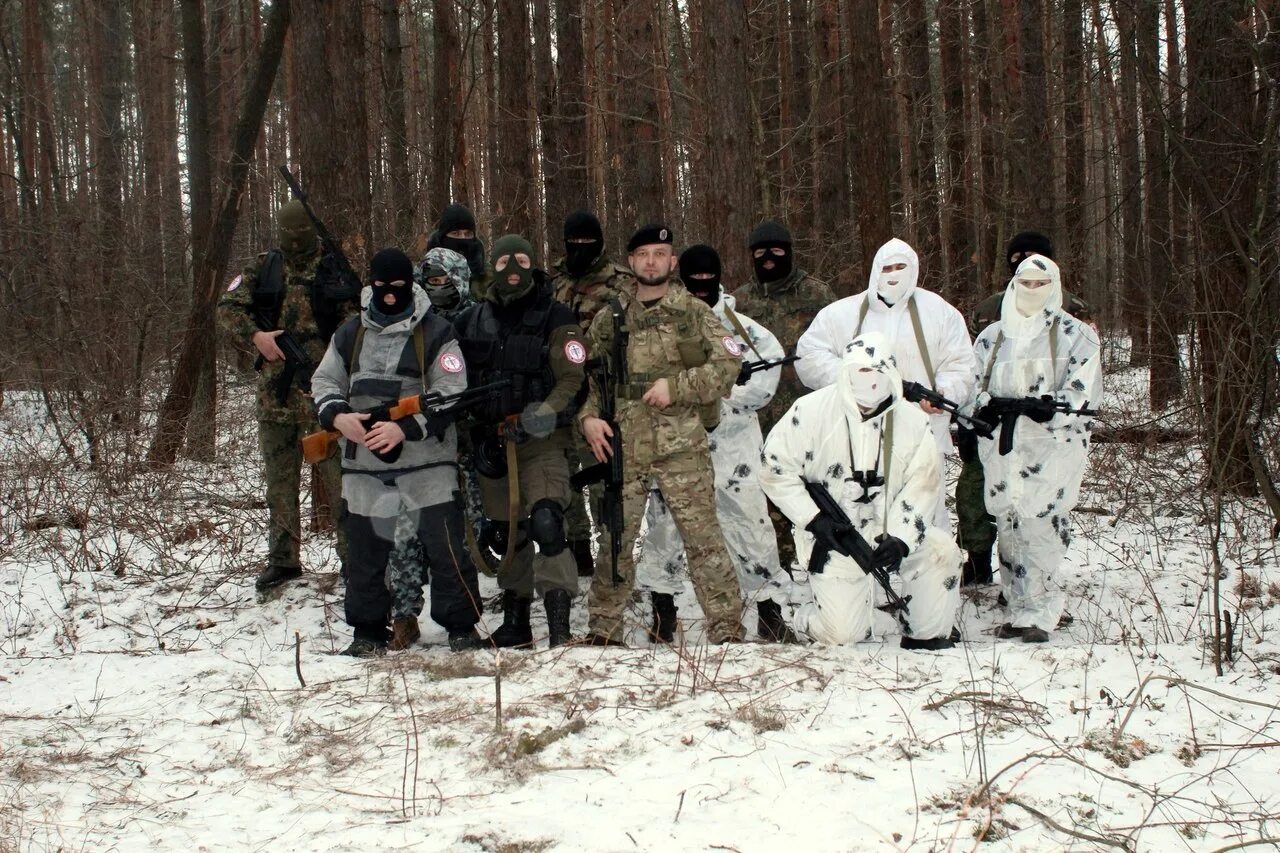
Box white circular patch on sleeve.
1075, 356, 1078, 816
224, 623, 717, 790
564, 339, 587, 364
722, 336, 743, 356
439, 352, 465, 373
226, 274, 242, 292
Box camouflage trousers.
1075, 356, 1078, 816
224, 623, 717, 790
478, 438, 578, 597
258, 418, 348, 572
587, 450, 743, 643
955, 456, 996, 554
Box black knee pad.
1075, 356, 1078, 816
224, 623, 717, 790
528, 499, 567, 556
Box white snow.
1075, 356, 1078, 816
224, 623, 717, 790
2, 362, 1277, 852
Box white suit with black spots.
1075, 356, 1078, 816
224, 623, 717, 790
635, 292, 791, 604
794, 238, 976, 527
969, 255, 1102, 634
759, 334, 962, 644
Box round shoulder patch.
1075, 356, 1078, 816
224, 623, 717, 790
226, 274, 242, 292
564, 339, 587, 365
721, 335, 743, 357
438, 351, 465, 374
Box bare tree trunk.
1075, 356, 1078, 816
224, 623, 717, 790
938, 0, 971, 302
430, 0, 461, 215
1007, 0, 1054, 229
899, 0, 940, 279
786, 0, 814, 246
492, 0, 536, 237
842, 0, 893, 290
533, 0, 558, 253
615, 0, 664, 227
812, 0, 844, 270
1061, 0, 1086, 278
149, 0, 292, 465
554, 0, 590, 215
1115, 0, 1149, 366
381, 0, 413, 246
973, 0, 1001, 293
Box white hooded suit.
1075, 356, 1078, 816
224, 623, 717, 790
970, 255, 1102, 633
759, 334, 962, 644
636, 292, 790, 604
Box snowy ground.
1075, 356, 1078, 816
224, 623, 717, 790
2, 364, 1278, 852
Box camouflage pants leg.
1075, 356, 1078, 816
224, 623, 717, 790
586, 464, 653, 640
258, 419, 303, 570
387, 509, 426, 620
956, 456, 996, 553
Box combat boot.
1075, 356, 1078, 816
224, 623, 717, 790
544, 589, 573, 648
341, 624, 388, 657
489, 590, 533, 648
447, 628, 485, 651
570, 539, 595, 578
756, 599, 800, 644
255, 564, 302, 591
388, 616, 421, 651
901, 635, 956, 651
649, 592, 678, 643
960, 548, 993, 587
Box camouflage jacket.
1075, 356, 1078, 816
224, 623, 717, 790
580, 281, 741, 464
550, 256, 635, 332
218, 249, 358, 423
970, 288, 1092, 339
729, 267, 836, 433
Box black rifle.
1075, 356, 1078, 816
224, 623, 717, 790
249, 302, 315, 405
278, 166, 363, 339
901, 380, 995, 437
982, 395, 1099, 456
570, 304, 628, 584
737, 354, 800, 385
805, 480, 911, 626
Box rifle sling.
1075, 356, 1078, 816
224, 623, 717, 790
722, 305, 762, 361
856, 295, 936, 390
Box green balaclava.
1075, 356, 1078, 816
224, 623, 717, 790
488, 234, 537, 305
277, 199, 318, 257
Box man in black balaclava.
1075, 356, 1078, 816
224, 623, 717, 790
428, 203, 487, 282
678, 243, 722, 308
549, 210, 636, 578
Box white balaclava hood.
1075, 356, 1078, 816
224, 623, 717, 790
867, 238, 920, 306
1000, 254, 1063, 336
837, 332, 904, 418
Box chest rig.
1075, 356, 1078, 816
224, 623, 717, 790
458, 296, 557, 422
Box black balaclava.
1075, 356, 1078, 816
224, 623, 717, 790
679, 244, 722, 308
369, 248, 416, 323
749, 219, 793, 284
435, 203, 486, 278
1006, 230, 1054, 275
563, 209, 605, 278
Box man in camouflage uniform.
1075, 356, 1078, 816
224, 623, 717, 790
956, 231, 1094, 586
454, 235, 587, 648
729, 220, 835, 578
218, 200, 358, 591
578, 224, 744, 646
549, 210, 635, 577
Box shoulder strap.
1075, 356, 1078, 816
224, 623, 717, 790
907, 295, 937, 391
413, 323, 426, 393
980, 317, 1059, 394
980, 331, 1003, 393
855, 298, 870, 337
348, 324, 366, 375
722, 305, 763, 360
881, 409, 894, 537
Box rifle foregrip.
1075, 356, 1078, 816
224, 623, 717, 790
301, 431, 338, 465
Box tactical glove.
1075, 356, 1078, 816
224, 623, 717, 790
806, 515, 854, 554
422, 410, 454, 441
735, 363, 752, 386
871, 535, 909, 572
1024, 395, 1057, 423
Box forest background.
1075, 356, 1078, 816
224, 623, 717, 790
0, 0, 1276, 511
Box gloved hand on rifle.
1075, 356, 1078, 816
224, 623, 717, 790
806, 515, 854, 554
871, 534, 909, 572
500, 415, 531, 444
1023, 395, 1058, 423
421, 409, 454, 441
735, 362, 752, 386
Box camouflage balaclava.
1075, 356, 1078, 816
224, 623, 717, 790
277, 200, 317, 258
488, 234, 537, 306
420, 247, 471, 310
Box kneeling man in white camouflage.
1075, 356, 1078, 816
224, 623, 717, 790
759, 333, 962, 649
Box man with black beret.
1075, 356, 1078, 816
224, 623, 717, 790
578, 224, 745, 645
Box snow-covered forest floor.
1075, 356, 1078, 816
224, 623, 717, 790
2, 361, 1278, 852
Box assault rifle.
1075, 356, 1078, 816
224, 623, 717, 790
805, 480, 911, 626
250, 298, 316, 405
736, 354, 800, 386
570, 304, 628, 584
901, 381, 995, 436
300, 380, 510, 464
278, 166, 363, 301
981, 395, 1099, 456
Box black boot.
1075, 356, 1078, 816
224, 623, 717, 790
544, 589, 573, 648
341, 623, 388, 657
489, 590, 533, 648
756, 599, 800, 644
570, 539, 595, 578
960, 548, 993, 587
255, 564, 302, 591
447, 628, 485, 651
649, 592, 678, 643
901, 635, 956, 651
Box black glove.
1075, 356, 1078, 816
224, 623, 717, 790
500, 416, 530, 444
422, 410, 453, 441
1024, 395, 1057, 423
735, 362, 752, 386
871, 535, 909, 572
806, 515, 854, 553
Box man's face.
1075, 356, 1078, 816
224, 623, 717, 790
494, 252, 532, 286
881, 262, 908, 275
629, 244, 676, 285
752, 245, 786, 273
1015, 274, 1050, 290
446, 228, 476, 240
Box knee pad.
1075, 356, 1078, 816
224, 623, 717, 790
528, 499, 567, 556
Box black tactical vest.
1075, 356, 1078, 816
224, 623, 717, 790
456, 294, 559, 423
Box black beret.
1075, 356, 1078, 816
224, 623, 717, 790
627, 222, 673, 253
